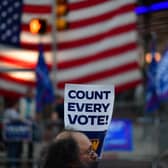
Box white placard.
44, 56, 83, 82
64, 84, 115, 131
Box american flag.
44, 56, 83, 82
0, 0, 142, 97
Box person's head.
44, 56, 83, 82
153, 150, 168, 168
42, 137, 81, 168
25, 87, 34, 99
6, 100, 18, 110
55, 130, 98, 168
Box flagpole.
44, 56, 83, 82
51, 0, 57, 94
151, 32, 160, 155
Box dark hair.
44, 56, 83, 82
42, 137, 82, 168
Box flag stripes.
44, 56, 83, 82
0, 0, 142, 97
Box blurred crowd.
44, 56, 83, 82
1, 84, 168, 168
0, 87, 65, 168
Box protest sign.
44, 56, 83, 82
64, 84, 115, 156
3, 120, 32, 141
103, 119, 133, 151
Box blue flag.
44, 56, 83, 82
35, 45, 55, 113
156, 49, 168, 101
145, 34, 159, 112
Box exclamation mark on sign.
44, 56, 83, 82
105, 115, 108, 124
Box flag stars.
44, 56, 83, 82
8, 7, 13, 13
1, 11, 7, 18
1, 35, 6, 40
12, 27, 19, 35
11, 36, 18, 43
7, 18, 12, 25
2, 0, 8, 6
14, 2, 20, 8
0, 23, 6, 30
13, 26, 18, 32
0, 0, 23, 45
13, 14, 19, 20
6, 30, 12, 37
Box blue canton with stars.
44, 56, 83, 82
0, 0, 23, 46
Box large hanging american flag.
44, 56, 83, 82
0, 0, 142, 97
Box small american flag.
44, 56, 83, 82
0, 0, 142, 97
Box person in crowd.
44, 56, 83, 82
153, 150, 168, 168
42, 95, 64, 144
19, 87, 36, 121
53, 94, 64, 121
41, 137, 82, 168
3, 100, 22, 168
54, 130, 98, 168
19, 87, 37, 168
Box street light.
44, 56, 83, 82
29, 18, 47, 35
145, 52, 161, 64
56, 0, 68, 30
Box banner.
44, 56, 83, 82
3, 120, 32, 141
64, 84, 115, 157
156, 50, 168, 100
35, 44, 54, 113
103, 119, 133, 151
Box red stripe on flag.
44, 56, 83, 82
21, 24, 51, 33
0, 89, 23, 98
22, 4, 135, 32
58, 23, 136, 50
20, 42, 52, 51
0, 55, 52, 70
0, 73, 35, 86
70, 4, 135, 29
115, 79, 143, 93
57, 62, 140, 88
23, 4, 51, 14
21, 23, 136, 51
58, 42, 137, 70
0, 55, 35, 68
68, 0, 107, 11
